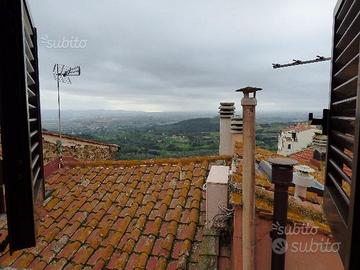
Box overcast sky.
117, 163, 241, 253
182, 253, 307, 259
29, 0, 337, 113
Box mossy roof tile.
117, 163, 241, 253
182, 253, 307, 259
0, 156, 228, 269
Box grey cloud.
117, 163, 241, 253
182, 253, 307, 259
30, 0, 337, 112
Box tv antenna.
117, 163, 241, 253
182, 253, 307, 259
272, 55, 331, 135
53, 64, 81, 163
272, 55, 331, 69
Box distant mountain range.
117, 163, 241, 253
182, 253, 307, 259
145, 117, 219, 133
42, 109, 318, 127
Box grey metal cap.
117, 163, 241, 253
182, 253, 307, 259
268, 157, 298, 167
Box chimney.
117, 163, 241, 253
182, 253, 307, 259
219, 102, 235, 155
231, 115, 243, 155
313, 134, 327, 161
205, 165, 230, 228
268, 157, 297, 270
236, 86, 261, 270
293, 165, 315, 199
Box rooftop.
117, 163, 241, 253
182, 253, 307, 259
0, 156, 230, 270
231, 142, 329, 232
282, 123, 318, 133
42, 131, 119, 149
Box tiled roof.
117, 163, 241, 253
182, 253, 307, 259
290, 147, 352, 178
231, 142, 329, 233
289, 148, 314, 165
282, 123, 318, 133
0, 156, 230, 270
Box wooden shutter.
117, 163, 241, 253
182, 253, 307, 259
324, 0, 360, 268
0, 0, 45, 252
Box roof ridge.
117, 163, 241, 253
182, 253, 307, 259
64, 155, 232, 168
43, 131, 120, 148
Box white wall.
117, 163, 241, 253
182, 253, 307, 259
277, 127, 320, 156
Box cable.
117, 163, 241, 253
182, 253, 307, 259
211, 204, 234, 229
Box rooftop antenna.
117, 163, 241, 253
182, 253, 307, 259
272, 55, 331, 135
272, 55, 331, 69
53, 64, 81, 165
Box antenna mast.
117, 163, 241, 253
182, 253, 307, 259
272, 55, 331, 69
53, 64, 81, 165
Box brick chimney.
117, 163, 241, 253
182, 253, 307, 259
219, 102, 235, 155
231, 115, 243, 155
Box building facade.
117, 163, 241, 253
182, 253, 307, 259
277, 123, 320, 156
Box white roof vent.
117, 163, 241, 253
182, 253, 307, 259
293, 165, 315, 199
206, 165, 229, 228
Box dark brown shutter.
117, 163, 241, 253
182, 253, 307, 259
324, 0, 360, 268
0, 0, 45, 252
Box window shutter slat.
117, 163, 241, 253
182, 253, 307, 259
0, 0, 45, 252
324, 0, 360, 268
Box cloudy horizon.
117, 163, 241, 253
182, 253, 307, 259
30, 0, 336, 113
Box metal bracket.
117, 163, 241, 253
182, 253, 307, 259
309, 109, 329, 135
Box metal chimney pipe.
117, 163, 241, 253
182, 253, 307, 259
236, 87, 262, 270
268, 157, 298, 270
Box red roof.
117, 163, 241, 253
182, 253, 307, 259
282, 124, 317, 133
289, 148, 314, 164
0, 157, 227, 269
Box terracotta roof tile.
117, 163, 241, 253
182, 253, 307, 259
57, 241, 82, 259
28, 257, 47, 270
43, 258, 68, 270
231, 142, 330, 232
12, 253, 35, 268
289, 147, 315, 165
87, 246, 110, 266
71, 244, 94, 265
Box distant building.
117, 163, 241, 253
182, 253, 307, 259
277, 123, 320, 156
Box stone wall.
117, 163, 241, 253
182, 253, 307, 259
42, 139, 119, 164
0, 132, 120, 164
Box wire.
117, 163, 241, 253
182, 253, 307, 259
228, 180, 242, 193
211, 204, 234, 229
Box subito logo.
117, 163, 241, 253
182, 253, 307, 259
272, 238, 288, 255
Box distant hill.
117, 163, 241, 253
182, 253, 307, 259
146, 117, 219, 134
52, 112, 297, 159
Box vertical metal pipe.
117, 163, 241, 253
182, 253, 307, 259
268, 157, 297, 270
56, 64, 61, 142
56, 64, 63, 167
236, 87, 262, 270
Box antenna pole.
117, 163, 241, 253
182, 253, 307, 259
52, 63, 81, 166
56, 64, 61, 142
56, 64, 63, 165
